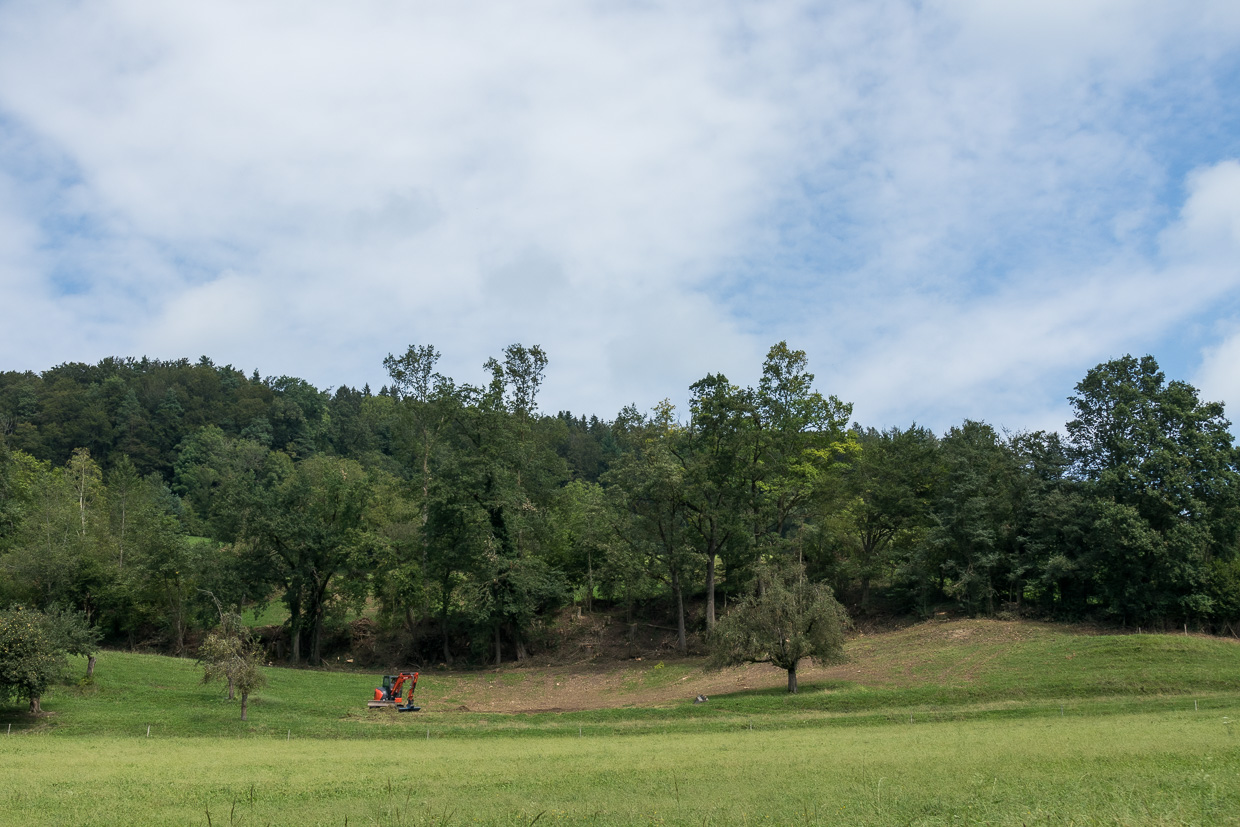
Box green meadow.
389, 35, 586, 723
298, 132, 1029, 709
2, 622, 1239, 825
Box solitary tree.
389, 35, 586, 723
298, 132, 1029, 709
709, 561, 848, 693
199, 615, 267, 721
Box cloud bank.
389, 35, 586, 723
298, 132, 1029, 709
1, 1, 1238, 432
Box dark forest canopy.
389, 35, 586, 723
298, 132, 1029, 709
2, 345, 1239, 669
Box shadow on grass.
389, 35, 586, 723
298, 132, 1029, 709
0, 706, 54, 733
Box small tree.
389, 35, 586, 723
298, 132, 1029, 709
0, 608, 61, 714
709, 560, 849, 693
0, 606, 100, 714
199, 612, 267, 721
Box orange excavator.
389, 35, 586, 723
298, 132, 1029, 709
368, 671, 421, 711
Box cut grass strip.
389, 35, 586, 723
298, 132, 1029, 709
2, 709, 1238, 825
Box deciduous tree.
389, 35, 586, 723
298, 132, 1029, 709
709, 561, 848, 693
0, 606, 99, 714
1066, 355, 1240, 623
199, 612, 267, 721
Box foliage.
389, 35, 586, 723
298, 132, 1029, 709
833, 425, 938, 607
7, 346, 1240, 667
1066, 354, 1240, 623
709, 561, 848, 692
198, 612, 267, 721
235, 453, 379, 665
680, 373, 753, 629
0, 605, 98, 713
749, 343, 854, 558
0, 607, 62, 712
36, 604, 102, 659
605, 401, 697, 651
927, 420, 1022, 616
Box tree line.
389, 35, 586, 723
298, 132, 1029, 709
2, 345, 1238, 671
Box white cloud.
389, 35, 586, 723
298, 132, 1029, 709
1162, 160, 1240, 264
1196, 330, 1240, 411
832, 159, 1240, 430
0, 1, 1238, 429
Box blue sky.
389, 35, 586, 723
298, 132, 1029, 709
1, 0, 1239, 434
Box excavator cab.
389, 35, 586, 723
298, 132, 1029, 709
378, 674, 398, 700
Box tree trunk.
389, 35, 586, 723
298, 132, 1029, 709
705, 553, 717, 630
513, 624, 528, 662
227, 674, 235, 701
29, 695, 42, 715
585, 551, 594, 613
87, 656, 96, 678
172, 611, 186, 657
494, 625, 502, 667
288, 596, 302, 665
240, 690, 249, 721
673, 569, 687, 653
310, 609, 323, 666
440, 582, 454, 665
787, 663, 798, 694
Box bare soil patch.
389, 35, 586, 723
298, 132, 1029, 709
420, 616, 1080, 714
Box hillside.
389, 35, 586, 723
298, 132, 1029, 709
4, 619, 1239, 826
10, 618, 1239, 739
442, 618, 1240, 714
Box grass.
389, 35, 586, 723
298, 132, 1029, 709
3, 711, 1238, 825
2, 621, 1239, 824
241, 601, 291, 628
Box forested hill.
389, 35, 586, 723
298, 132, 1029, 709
0, 354, 614, 484
2, 344, 1239, 669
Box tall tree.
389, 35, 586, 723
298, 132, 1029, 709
1066, 355, 1240, 623
382, 345, 452, 629
750, 343, 853, 560
928, 421, 1022, 616
836, 425, 939, 607
1008, 430, 1090, 617
238, 453, 378, 665
679, 374, 752, 629
550, 480, 613, 613
462, 346, 565, 663
417, 346, 566, 665
605, 402, 696, 652
4, 452, 110, 619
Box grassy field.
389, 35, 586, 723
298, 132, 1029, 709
2, 621, 1238, 825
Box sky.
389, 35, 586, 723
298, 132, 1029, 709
1, 0, 1239, 434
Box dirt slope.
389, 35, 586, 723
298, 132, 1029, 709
421, 618, 1079, 714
